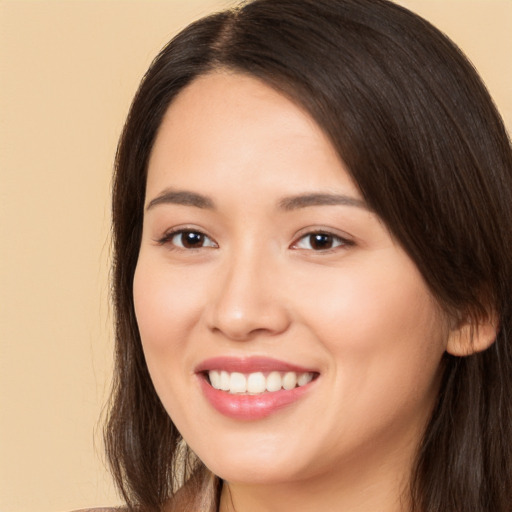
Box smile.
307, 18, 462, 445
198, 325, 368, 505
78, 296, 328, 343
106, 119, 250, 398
196, 357, 319, 420
208, 370, 315, 395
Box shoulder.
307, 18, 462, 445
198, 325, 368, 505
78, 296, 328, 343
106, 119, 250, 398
71, 508, 127, 512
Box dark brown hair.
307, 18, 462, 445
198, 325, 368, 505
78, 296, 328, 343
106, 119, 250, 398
105, 1, 512, 510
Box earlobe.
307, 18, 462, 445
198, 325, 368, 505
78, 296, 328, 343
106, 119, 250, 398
446, 313, 498, 357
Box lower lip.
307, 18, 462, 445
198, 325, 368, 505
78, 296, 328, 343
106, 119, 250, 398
198, 375, 316, 420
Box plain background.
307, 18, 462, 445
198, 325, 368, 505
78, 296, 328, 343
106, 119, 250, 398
0, 1, 510, 511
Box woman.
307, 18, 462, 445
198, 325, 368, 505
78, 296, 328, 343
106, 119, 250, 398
104, 0, 512, 511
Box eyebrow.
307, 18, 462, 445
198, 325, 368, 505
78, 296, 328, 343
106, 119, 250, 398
278, 193, 369, 211
146, 189, 369, 212
146, 189, 215, 211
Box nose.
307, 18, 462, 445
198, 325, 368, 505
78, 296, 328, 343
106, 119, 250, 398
205, 248, 291, 341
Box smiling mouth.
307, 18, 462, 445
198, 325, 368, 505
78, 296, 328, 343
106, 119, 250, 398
206, 370, 319, 395
196, 358, 320, 419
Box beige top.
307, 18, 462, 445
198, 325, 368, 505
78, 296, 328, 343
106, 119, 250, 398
71, 509, 126, 512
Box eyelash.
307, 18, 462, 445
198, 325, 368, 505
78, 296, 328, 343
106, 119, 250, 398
156, 228, 218, 250
157, 228, 354, 253
291, 231, 353, 252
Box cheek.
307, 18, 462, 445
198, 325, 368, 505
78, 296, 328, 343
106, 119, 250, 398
132, 257, 208, 410
133, 259, 201, 351
132, 257, 210, 429
295, 253, 447, 402
298, 259, 443, 342
289, 256, 447, 460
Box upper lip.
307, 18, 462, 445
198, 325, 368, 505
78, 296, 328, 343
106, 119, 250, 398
194, 356, 318, 374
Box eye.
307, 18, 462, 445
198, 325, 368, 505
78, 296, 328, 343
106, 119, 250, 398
292, 232, 350, 251
159, 229, 217, 249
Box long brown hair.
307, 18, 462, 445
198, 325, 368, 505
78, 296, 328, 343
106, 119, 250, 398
105, 1, 512, 510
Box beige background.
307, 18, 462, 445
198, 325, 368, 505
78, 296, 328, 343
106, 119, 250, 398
0, 1, 510, 511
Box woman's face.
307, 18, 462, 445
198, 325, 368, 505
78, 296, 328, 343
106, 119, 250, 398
134, 72, 449, 486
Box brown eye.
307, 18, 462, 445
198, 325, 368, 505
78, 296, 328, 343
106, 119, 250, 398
164, 230, 217, 249
309, 234, 334, 250
293, 232, 347, 251
180, 231, 206, 248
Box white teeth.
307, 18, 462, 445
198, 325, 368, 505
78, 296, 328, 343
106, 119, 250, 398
282, 371, 297, 390
297, 372, 314, 386
266, 371, 282, 392
207, 370, 315, 395
247, 372, 266, 393
220, 370, 230, 391
229, 372, 247, 393
209, 370, 221, 389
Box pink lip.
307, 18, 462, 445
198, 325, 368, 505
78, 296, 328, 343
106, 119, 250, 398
195, 357, 318, 421
195, 356, 316, 374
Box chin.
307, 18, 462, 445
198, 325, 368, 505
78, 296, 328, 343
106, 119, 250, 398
191, 434, 315, 485
206, 458, 303, 485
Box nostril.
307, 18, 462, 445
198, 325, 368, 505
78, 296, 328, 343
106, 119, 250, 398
204, 264, 291, 340
207, 304, 291, 341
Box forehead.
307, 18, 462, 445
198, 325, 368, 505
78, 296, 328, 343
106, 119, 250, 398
146, 71, 359, 201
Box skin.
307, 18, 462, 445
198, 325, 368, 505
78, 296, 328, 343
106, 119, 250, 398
133, 71, 454, 512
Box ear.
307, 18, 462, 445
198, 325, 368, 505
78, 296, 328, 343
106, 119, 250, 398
446, 311, 498, 357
